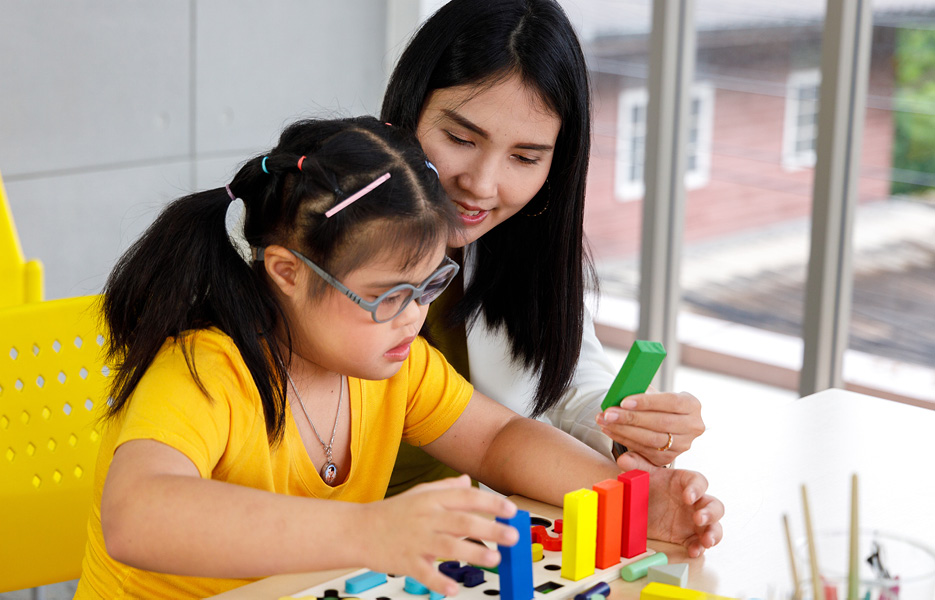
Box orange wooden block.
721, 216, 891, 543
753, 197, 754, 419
593, 479, 623, 569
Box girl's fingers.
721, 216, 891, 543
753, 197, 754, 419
411, 477, 517, 520
434, 511, 520, 548
413, 562, 461, 597
436, 487, 518, 521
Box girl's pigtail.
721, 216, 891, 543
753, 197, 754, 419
102, 187, 289, 440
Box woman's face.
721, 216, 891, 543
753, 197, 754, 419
416, 74, 561, 247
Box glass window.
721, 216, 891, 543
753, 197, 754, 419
679, 1, 826, 387
783, 68, 821, 168
575, 0, 652, 305
846, 7, 935, 404
614, 84, 714, 201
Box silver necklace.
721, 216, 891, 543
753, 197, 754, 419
286, 371, 343, 485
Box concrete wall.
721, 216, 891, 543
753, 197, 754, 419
1, 1, 396, 299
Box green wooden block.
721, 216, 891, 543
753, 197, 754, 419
620, 552, 668, 582
600, 340, 667, 411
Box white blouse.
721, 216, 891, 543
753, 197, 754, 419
463, 251, 618, 457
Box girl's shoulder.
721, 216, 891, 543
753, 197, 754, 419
153, 327, 249, 375
165, 327, 239, 353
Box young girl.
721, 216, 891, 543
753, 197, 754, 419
76, 117, 722, 599
381, 0, 705, 485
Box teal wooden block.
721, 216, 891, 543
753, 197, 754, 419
404, 577, 430, 595
345, 571, 387, 594
647, 562, 689, 586
600, 340, 667, 410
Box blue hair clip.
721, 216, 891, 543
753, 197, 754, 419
261, 156, 270, 174
425, 160, 439, 177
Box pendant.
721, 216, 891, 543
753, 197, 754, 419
321, 461, 338, 485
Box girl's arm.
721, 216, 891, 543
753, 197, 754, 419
102, 439, 517, 595
422, 391, 724, 558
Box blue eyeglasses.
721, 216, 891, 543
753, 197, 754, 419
258, 248, 459, 323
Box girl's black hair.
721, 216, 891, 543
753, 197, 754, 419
381, 0, 595, 418
102, 116, 460, 443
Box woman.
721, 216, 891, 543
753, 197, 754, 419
381, 0, 706, 494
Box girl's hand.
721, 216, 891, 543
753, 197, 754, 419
616, 457, 724, 557
361, 475, 519, 596
596, 391, 704, 466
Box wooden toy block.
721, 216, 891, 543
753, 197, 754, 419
621, 552, 668, 581
438, 561, 485, 587
404, 577, 430, 595
530, 525, 562, 551
619, 470, 649, 558
640, 582, 739, 600
345, 571, 387, 594
640, 582, 707, 600
532, 543, 544, 562
497, 509, 535, 600
561, 489, 598, 582
647, 563, 688, 587
592, 479, 623, 570
573, 582, 611, 600
601, 340, 667, 411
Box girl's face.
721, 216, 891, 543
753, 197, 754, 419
292, 244, 448, 381
416, 74, 561, 247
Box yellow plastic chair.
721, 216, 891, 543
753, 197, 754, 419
0, 295, 109, 592
0, 168, 44, 308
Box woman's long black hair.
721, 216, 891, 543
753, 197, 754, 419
381, 0, 595, 418
102, 116, 460, 443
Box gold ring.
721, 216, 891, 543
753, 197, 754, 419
657, 432, 674, 452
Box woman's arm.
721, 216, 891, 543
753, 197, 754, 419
424, 391, 724, 558
533, 308, 705, 465
101, 439, 517, 595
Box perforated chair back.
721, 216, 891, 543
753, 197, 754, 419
0, 295, 109, 592
0, 168, 44, 308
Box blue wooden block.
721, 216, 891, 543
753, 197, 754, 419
497, 510, 534, 600
574, 581, 611, 600
344, 571, 387, 594
438, 561, 486, 587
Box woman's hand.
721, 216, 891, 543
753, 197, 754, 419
596, 391, 704, 466
625, 459, 724, 557
361, 475, 519, 596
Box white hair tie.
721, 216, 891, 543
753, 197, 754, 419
225, 185, 253, 264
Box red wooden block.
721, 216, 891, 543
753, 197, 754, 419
618, 470, 649, 558
530, 525, 562, 551
592, 479, 623, 569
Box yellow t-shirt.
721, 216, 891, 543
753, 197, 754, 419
75, 329, 472, 599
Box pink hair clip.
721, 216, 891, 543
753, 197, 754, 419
325, 172, 391, 218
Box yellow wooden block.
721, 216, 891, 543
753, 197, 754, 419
640, 582, 707, 600
532, 542, 544, 562
641, 582, 739, 600
561, 488, 598, 581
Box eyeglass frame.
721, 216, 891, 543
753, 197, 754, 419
255, 247, 460, 323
